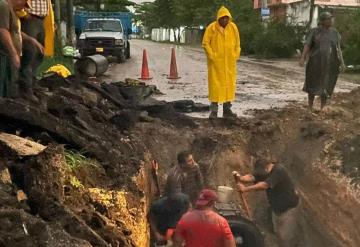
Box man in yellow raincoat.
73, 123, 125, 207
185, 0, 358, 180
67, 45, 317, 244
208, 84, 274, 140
202, 6, 241, 119
19, 0, 54, 99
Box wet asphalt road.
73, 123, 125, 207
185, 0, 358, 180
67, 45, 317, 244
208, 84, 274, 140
102, 39, 357, 118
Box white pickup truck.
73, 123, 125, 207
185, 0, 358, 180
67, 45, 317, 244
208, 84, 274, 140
77, 18, 131, 63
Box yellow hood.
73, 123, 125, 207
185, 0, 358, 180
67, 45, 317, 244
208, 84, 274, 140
216, 6, 232, 21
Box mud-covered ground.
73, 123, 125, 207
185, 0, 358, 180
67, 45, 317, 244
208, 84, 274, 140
0, 40, 359, 246
103, 39, 358, 117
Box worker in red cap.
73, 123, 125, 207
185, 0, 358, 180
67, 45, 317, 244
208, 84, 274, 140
173, 189, 236, 247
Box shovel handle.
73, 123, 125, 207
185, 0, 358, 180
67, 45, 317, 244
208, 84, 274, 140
151, 160, 161, 198
233, 172, 252, 219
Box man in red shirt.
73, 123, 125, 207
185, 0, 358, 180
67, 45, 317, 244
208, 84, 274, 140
173, 189, 236, 247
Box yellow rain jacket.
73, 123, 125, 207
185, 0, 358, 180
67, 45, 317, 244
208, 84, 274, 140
202, 6, 241, 103
46, 64, 71, 78
43, 0, 55, 57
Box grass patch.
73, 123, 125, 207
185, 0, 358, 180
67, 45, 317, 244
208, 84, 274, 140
64, 149, 87, 170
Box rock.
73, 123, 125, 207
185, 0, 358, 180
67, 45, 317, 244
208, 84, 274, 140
16, 190, 28, 202
193, 103, 210, 112
300, 122, 327, 138
0, 165, 12, 184
0, 133, 46, 158
0, 208, 93, 247
172, 100, 194, 112
110, 111, 139, 130
79, 87, 99, 107
171, 100, 209, 113
138, 98, 172, 114
28, 193, 111, 247
138, 111, 154, 122
37, 74, 72, 91
23, 145, 66, 203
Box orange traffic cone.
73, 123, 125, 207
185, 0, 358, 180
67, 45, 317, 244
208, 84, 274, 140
167, 48, 181, 80
139, 49, 152, 80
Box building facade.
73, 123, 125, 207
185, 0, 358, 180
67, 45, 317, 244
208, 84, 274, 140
254, 0, 360, 27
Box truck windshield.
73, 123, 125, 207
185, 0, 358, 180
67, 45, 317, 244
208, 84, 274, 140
85, 20, 122, 32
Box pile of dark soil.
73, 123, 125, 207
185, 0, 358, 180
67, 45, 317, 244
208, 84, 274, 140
0, 75, 206, 247
0, 74, 359, 247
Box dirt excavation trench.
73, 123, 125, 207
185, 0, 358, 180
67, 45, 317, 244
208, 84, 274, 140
0, 75, 359, 246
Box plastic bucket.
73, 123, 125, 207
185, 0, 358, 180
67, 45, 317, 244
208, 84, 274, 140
217, 186, 234, 203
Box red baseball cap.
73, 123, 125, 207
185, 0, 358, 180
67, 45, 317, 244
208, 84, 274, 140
195, 189, 218, 206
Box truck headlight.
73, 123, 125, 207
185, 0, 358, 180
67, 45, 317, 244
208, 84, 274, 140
115, 39, 124, 46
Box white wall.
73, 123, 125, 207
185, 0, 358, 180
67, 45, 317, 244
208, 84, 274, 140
151, 27, 186, 43
286, 1, 320, 27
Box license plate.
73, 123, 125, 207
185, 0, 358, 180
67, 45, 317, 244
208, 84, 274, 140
96, 47, 104, 52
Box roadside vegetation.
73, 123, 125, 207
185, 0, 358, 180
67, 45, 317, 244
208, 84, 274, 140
136, 0, 360, 64
335, 9, 360, 66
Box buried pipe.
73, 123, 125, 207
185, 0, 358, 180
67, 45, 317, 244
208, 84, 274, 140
75, 54, 109, 77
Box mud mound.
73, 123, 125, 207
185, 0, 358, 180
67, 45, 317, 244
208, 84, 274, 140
0, 75, 359, 246
0, 75, 206, 247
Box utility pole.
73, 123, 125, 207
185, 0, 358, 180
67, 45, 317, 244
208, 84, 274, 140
261, 0, 269, 26
66, 0, 75, 46
54, 0, 62, 54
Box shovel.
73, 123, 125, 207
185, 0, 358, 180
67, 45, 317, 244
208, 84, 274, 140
151, 160, 161, 198
233, 171, 252, 219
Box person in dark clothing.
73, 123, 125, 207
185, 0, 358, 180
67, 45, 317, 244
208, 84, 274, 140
235, 159, 301, 247
299, 11, 346, 111
164, 151, 204, 203
19, 0, 49, 100
148, 193, 190, 246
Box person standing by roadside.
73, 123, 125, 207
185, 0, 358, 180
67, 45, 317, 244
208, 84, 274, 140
202, 6, 241, 119
164, 151, 204, 204
299, 11, 346, 111
173, 189, 236, 247
0, 0, 40, 97
235, 159, 302, 247
19, 0, 54, 99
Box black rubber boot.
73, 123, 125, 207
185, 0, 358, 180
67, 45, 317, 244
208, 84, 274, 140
209, 102, 218, 119
223, 102, 237, 118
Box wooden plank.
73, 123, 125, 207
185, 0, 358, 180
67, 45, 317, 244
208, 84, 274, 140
0, 133, 46, 157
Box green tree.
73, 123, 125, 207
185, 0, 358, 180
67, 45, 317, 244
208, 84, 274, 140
335, 9, 360, 65
134, 2, 160, 29
136, 0, 262, 50
74, 0, 134, 12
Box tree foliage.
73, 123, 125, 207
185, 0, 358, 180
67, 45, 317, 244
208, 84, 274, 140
335, 9, 360, 65
135, 0, 306, 58
74, 0, 134, 12
136, 0, 262, 46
